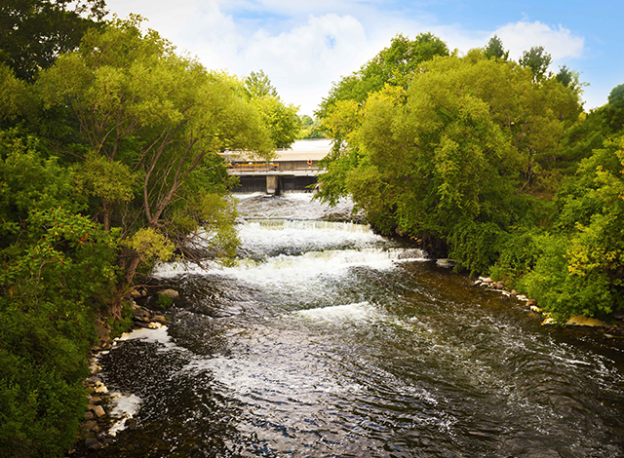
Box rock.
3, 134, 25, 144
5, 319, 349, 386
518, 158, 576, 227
93, 405, 106, 418
566, 315, 607, 327
494, 281, 504, 290
158, 288, 179, 299
516, 294, 529, 301
153, 315, 168, 325
81, 420, 99, 433
135, 320, 151, 328
93, 381, 108, 394
132, 306, 153, 322
102, 437, 115, 446
510, 290, 517, 297
129, 286, 147, 299
478, 277, 492, 284
85, 438, 102, 451
148, 322, 163, 329
472, 280, 482, 287
530, 305, 543, 313
527, 299, 537, 307
614, 309, 624, 320
134, 314, 151, 323
84, 411, 94, 421
89, 396, 103, 405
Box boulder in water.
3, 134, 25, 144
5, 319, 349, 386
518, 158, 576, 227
158, 288, 179, 299
85, 438, 102, 451
566, 315, 606, 327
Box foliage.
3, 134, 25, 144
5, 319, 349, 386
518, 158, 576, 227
314, 34, 624, 322
0, 0, 107, 81
519, 46, 552, 82
36, 16, 272, 294
156, 294, 173, 309
483, 35, 509, 61
251, 95, 300, 149
298, 114, 326, 139
317, 32, 449, 119
0, 206, 117, 458
242, 70, 300, 149
244, 70, 279, 99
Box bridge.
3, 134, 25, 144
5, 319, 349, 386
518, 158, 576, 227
222, 139, 332, 194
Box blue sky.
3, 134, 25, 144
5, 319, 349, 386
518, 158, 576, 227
105, 0, 623, 115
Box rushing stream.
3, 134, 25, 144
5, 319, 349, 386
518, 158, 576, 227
87, 193, 624, 458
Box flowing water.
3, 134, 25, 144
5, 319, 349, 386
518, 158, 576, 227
88, 193, 624, 458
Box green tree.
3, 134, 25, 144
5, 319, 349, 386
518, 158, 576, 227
37, 16, 272, 315
251, 95, 300, 149
243, 70, 300, 149
519, 45, 552, 82
317, 32, 449, 119
298, 114, 326, 139
0, 136, 117, 457
604, 83, 624, 132
483, 35, 509, 61
244, 69, 279, 98
0, 0, 107, 81
318, 47, 581, 273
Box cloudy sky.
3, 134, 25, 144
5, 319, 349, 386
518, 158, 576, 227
104, 0, 623, 116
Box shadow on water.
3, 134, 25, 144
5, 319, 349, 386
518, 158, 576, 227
79, 194, 624, 458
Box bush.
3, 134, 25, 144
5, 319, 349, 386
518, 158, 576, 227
516, 233, 615, 321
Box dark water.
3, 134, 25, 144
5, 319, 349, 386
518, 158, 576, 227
86, 194, 624, 458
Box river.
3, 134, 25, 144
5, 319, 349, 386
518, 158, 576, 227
88, 193, 624, 458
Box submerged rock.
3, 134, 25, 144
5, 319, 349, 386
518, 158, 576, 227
85, 438, 102, 451
158, 288, 179, 299
566, 315, 606, 327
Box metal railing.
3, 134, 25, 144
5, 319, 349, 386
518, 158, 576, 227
227, 162, 320, 175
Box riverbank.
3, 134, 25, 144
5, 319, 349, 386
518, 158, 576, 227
75, 295, 171, 454
434, 259, 624, 336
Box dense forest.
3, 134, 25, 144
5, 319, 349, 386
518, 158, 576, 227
315, 33, 624, 323
0, 1, 622, 457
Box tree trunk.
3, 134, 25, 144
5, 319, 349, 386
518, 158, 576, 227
102, 199, 111, 232
124, 253, 142, 287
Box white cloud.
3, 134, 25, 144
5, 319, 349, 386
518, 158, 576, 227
493, 20, 584, 62
103, 2, 589, 113
237, 14, 371, 114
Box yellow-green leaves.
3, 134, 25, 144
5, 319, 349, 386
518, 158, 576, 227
124, 228, 175, 266
0, 65, 30, 121
75, 152, 138, 205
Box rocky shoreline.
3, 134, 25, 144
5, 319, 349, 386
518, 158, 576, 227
72, 288, 174, 454
472, 275, 624, 335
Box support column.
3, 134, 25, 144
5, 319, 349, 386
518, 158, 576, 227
266, 175, 278, 194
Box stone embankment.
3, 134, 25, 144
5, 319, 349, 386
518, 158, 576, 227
75, 288, 174, 453
472, 276, 624, 334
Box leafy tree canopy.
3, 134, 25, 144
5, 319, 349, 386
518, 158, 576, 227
243, 70, 300, 149
317, 32, 449, 119
519, 45, 552, 82
0, 0, 107, 81
483, 35, 509, 61
245, 69, 279, 99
